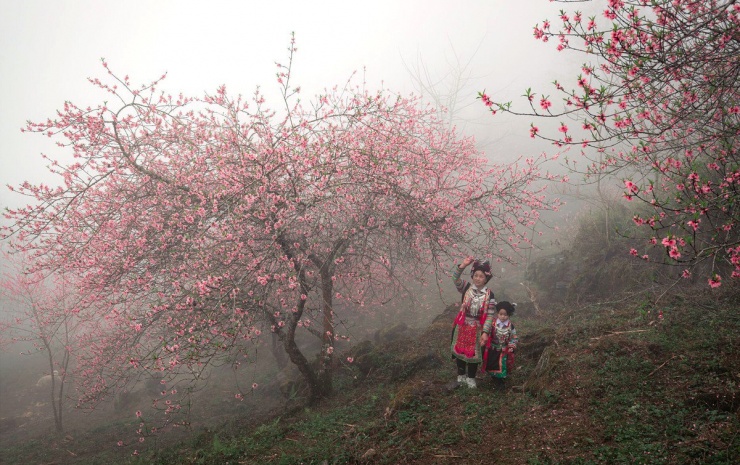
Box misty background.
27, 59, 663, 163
0, 0, 608, 452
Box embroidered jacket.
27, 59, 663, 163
491, 319, 518, 348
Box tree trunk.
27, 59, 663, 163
282, 330, 325, 403
318, 274, 335, 396
53, 377, 63, 433
43, 334, 64, 433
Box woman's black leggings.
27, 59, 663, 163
456, 358, 478, 378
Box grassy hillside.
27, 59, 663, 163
137, 288, 738, 464
2, 286, 738, 464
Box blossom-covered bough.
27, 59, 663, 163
481, 0, 740, 287
2, 37, 559, 429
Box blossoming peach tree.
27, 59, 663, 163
2, 38, 558, 425
481, 0, 740, 287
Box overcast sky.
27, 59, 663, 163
0, 0, 575, 213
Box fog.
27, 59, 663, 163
0, 0, 585, 210
0, 0, 608, 455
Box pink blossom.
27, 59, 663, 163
624, 180, 639, 193
668, 247, 681, 259
480, 93, 494, 108
708, 275, 722, 288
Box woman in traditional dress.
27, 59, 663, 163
450, 257, 496, 388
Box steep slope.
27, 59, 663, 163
139, 287, 739, 464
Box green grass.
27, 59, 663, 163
128, 292, 740, 464
3, 288, 738, 465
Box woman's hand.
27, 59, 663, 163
460, 256, 474, 269
480, 332, 489, 346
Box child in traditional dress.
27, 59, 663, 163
451, 257, 496, 388
483, 301, 518, 390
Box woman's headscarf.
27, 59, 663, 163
471, 259, 492, 282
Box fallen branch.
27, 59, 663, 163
648, 355, 677, 377
520, 282, 541, 315
590, 330, 649, 340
